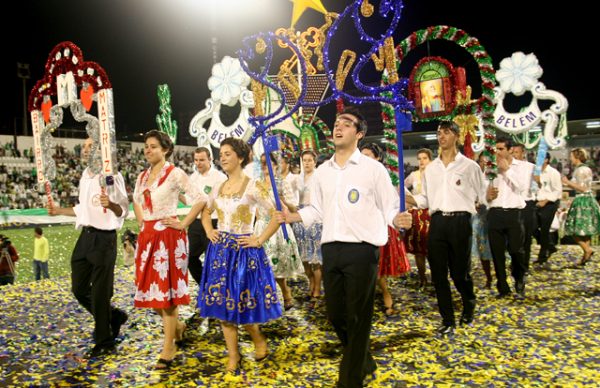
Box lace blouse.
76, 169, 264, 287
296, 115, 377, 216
208, 177, 275, 234
572, 165, 594, 193
298, 172, 315, 207
133, 162, 206, 221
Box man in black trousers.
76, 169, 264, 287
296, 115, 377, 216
487, 137, 529, 299
410, 121, 488, 335
49, 138, 130, 358
285, 106, 412, 387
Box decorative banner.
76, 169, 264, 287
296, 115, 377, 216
493, 52, 568, 149
409, 57, 456, 120
189, 56, 254, 149
394, 25, 498, 180
28, 41, 117, 205
156, 84, 178, 144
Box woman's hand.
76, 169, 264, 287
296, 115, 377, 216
161, 217, 185, 230
238, 234, 262, 248
207, 229, 220, 243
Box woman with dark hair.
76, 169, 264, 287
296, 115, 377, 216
291, 149, 324, 302
562, 148, 600, 265
199, 137, 283, 374
360, 143, 410, 315
132, 129, 207, 368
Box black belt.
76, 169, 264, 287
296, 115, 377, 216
432, 211, 471, 217
82, 226, 116, 233
489, 208, 521, 212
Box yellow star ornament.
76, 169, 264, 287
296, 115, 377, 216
290, 0, 328, 27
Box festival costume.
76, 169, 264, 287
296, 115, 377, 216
291, 172, 323, 265
379, 227, 410, 277
133, 162, 205, 308
198, 177, 282, 325
254, 179, 304, 278
565, 165, 600, 237
404, 170, 430, 255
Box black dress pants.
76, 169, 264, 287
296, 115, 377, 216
322, 242, 379, 388
536, 201, 559, 260
522, 200, 537, 269
487, 208, 527, 294
71, 227, 121, 347
188, 218, 218, 285
427, 212, 476, 326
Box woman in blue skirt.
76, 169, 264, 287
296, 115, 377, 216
199, 138, 283, 373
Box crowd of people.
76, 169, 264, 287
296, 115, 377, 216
1, 111, 600, 387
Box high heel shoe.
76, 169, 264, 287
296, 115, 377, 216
254, 350, 270, 362
578, 251, 595, 266
154, 357, 175, 370
226, 354, 243, 374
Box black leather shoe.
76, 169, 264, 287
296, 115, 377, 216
534, 257, 548, 265
515, 280, 525, 299
87, 344, 116, 358
495, 292, 511, 299
460, 313, 474, 325
437, 324, 455, 336
111, 310, 128, 340
321, 342, 342, 357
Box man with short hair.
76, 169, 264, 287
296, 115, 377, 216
48, 138, 129, 358
184, 147, 227, 285
534, 153, 562, 264
285, 106, 412, 388
511, 143, 537, 270
411, 121, 488, 336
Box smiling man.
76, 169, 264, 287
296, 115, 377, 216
284, 106, 412, 388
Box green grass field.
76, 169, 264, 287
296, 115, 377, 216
2, 219, 139, 283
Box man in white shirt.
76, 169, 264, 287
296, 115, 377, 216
411, 121, 488, 336
511, 143, 537, 270
285, 107, 412, 388
184, 147, 227, 285
487, 137, 528, 299
533, 153, 562, 264
48, 138, 129, 358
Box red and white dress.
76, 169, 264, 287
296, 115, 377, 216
133, 162, 205, 308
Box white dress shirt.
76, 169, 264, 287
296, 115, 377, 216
487, 157, 527, 209
414, 153, 487, 214
73, 168, 129, 230
187, 166, 227, 219
536, 165, 562, 202
519, 160, 537, 201
298, 148, 399, 247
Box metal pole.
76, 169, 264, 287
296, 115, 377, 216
17, 62, 31, 140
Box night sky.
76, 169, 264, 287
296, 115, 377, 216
1, 0, 596, 145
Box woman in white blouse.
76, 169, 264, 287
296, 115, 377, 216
132, 130, 206, 369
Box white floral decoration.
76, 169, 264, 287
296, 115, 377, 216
496, 52, 543, 96
207, 56, 251, 107
174, 238, 188, 274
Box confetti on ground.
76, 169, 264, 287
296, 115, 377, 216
1, 244, 599, 386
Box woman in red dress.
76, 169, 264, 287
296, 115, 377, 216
133, 130, 206, 368
404, 148, 433, 289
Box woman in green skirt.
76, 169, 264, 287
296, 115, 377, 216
562, 148, 600, 266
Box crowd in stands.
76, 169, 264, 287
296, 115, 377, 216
1, 140, 599, 211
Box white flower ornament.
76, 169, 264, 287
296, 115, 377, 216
496, 52, 543, 96
493, 52, 568, 149
207, 56, 250, 107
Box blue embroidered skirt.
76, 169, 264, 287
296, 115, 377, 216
198, 232, 282, 325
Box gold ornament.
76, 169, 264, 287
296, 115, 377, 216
251, 80, 267, 117
361, 0, 374, 17
454, 114, 479, 145
336, 50, 356, 90
371, 37, 397, 83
